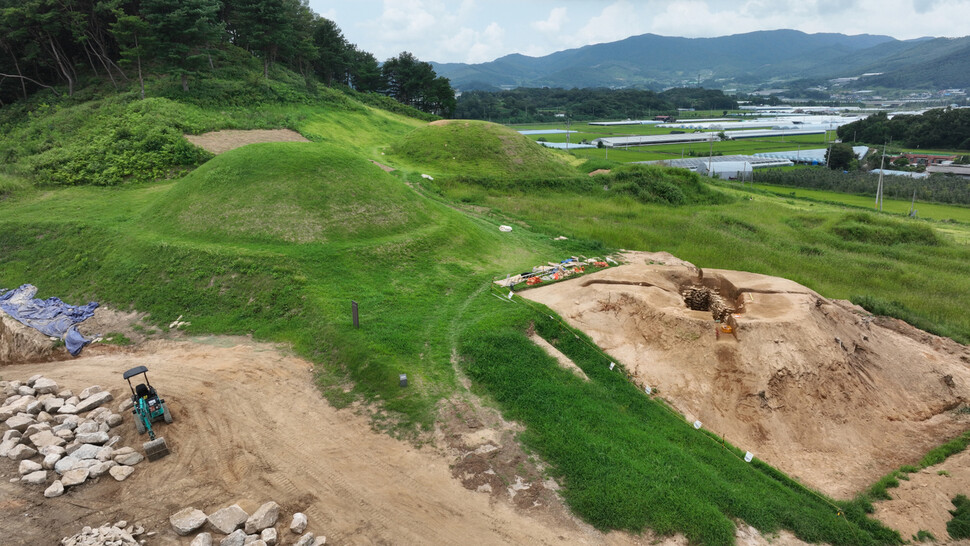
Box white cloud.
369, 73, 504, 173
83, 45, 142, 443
440, 22, 506, 63
577, 1, 645, 45
532, 7, 568, 33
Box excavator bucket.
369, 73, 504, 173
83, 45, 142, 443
144, 437, 171, 461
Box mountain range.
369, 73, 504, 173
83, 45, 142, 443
431, 30, 970, 92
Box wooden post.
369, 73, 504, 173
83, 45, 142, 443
351, 301, 359, 329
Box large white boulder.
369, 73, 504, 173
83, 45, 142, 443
170, 507, 208, 536
18, 459, 42, 475
44, 480, 64, 498
75, 391, 113, 414
289, 513, 307, 534
244, 501, 280, 534
60, 467, 89, 487
207, 504, 249, 535
6, 444, 37, 460
78, 385, 103, 400
21, 469, 47, 485
109, 464, 134, 481
32, 378, 58, 394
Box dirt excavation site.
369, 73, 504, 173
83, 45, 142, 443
2, 252, 970, 544
2, 331, 659, 546
521, 251, 970, 540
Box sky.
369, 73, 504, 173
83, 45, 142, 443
307, 0, 970, 65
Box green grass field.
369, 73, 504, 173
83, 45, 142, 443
4, 86, 970, 544
750, 183, 970, 225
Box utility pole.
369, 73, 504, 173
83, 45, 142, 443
707, 131, 714, 177
875, 144, 886, 211
565, 114, 570, 150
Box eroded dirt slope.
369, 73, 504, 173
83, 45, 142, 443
522, 253, 970, 499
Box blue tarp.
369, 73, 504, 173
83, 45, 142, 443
0, 284, 99, 357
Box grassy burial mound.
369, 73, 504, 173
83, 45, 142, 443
390, 120, 579, 178
147, 143, 435, 245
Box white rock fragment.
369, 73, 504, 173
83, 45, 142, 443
7, 444, 37, 460
79, 385, 103, 400
220, 529, 247, 546
113, 451, 144, 466
244, 501, 280, 534
294, 532, 315, 546
44, 480, 64, 498
75, 391, 113, 414
190, 532, 213, 546
32, 378, 58, 394
170, 507, 208, 536
208, 504, 249, 535
75, 431, 110, 445
61, 467, 89, 487
42, 452, 62, 469
290, 513, 307, 534
19, 459, 42, 475
21, 470, 48, 485
109, 465, 135, 481
260, 527, 277, 546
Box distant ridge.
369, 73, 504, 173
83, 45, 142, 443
432, 29, 969, 91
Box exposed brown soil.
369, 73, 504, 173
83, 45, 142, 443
874, 447, 970, 542
521, 251, 970, 499
0, 335, 817, 545
183, 129, 309, 155
1, 337, 642, 545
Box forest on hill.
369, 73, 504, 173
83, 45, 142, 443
0, 0, 455, 116
838, 108, 970, 150
454, 87, 737, 123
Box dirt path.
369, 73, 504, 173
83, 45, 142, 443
1, 337, 644, 545
184, 129, 309, 155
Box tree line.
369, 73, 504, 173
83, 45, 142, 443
837, 108, 970, 150
0, 0, 455, 116
453, 87, 738, 123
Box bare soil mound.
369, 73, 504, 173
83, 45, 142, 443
184, 129, 309, 155
522, 257, 970, 499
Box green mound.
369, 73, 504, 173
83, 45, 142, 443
148, 142, 433, 244
390, 120, 578, 178
830, 212, 940, 246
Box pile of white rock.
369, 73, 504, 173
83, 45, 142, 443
60, 520, 149, 546
0, 375, 143, 496
170, 501, 325, 546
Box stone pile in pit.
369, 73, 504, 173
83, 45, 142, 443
59, 520, 150, 546
0, 375, 144, 496
170, 501, 326, 546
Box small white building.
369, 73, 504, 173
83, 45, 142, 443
698, 161, 753, 181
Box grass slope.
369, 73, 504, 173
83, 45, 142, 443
0, 87, 951, 544
433, 176, 970, 344
389, 120, 579, 178
147, 143, 434, 245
